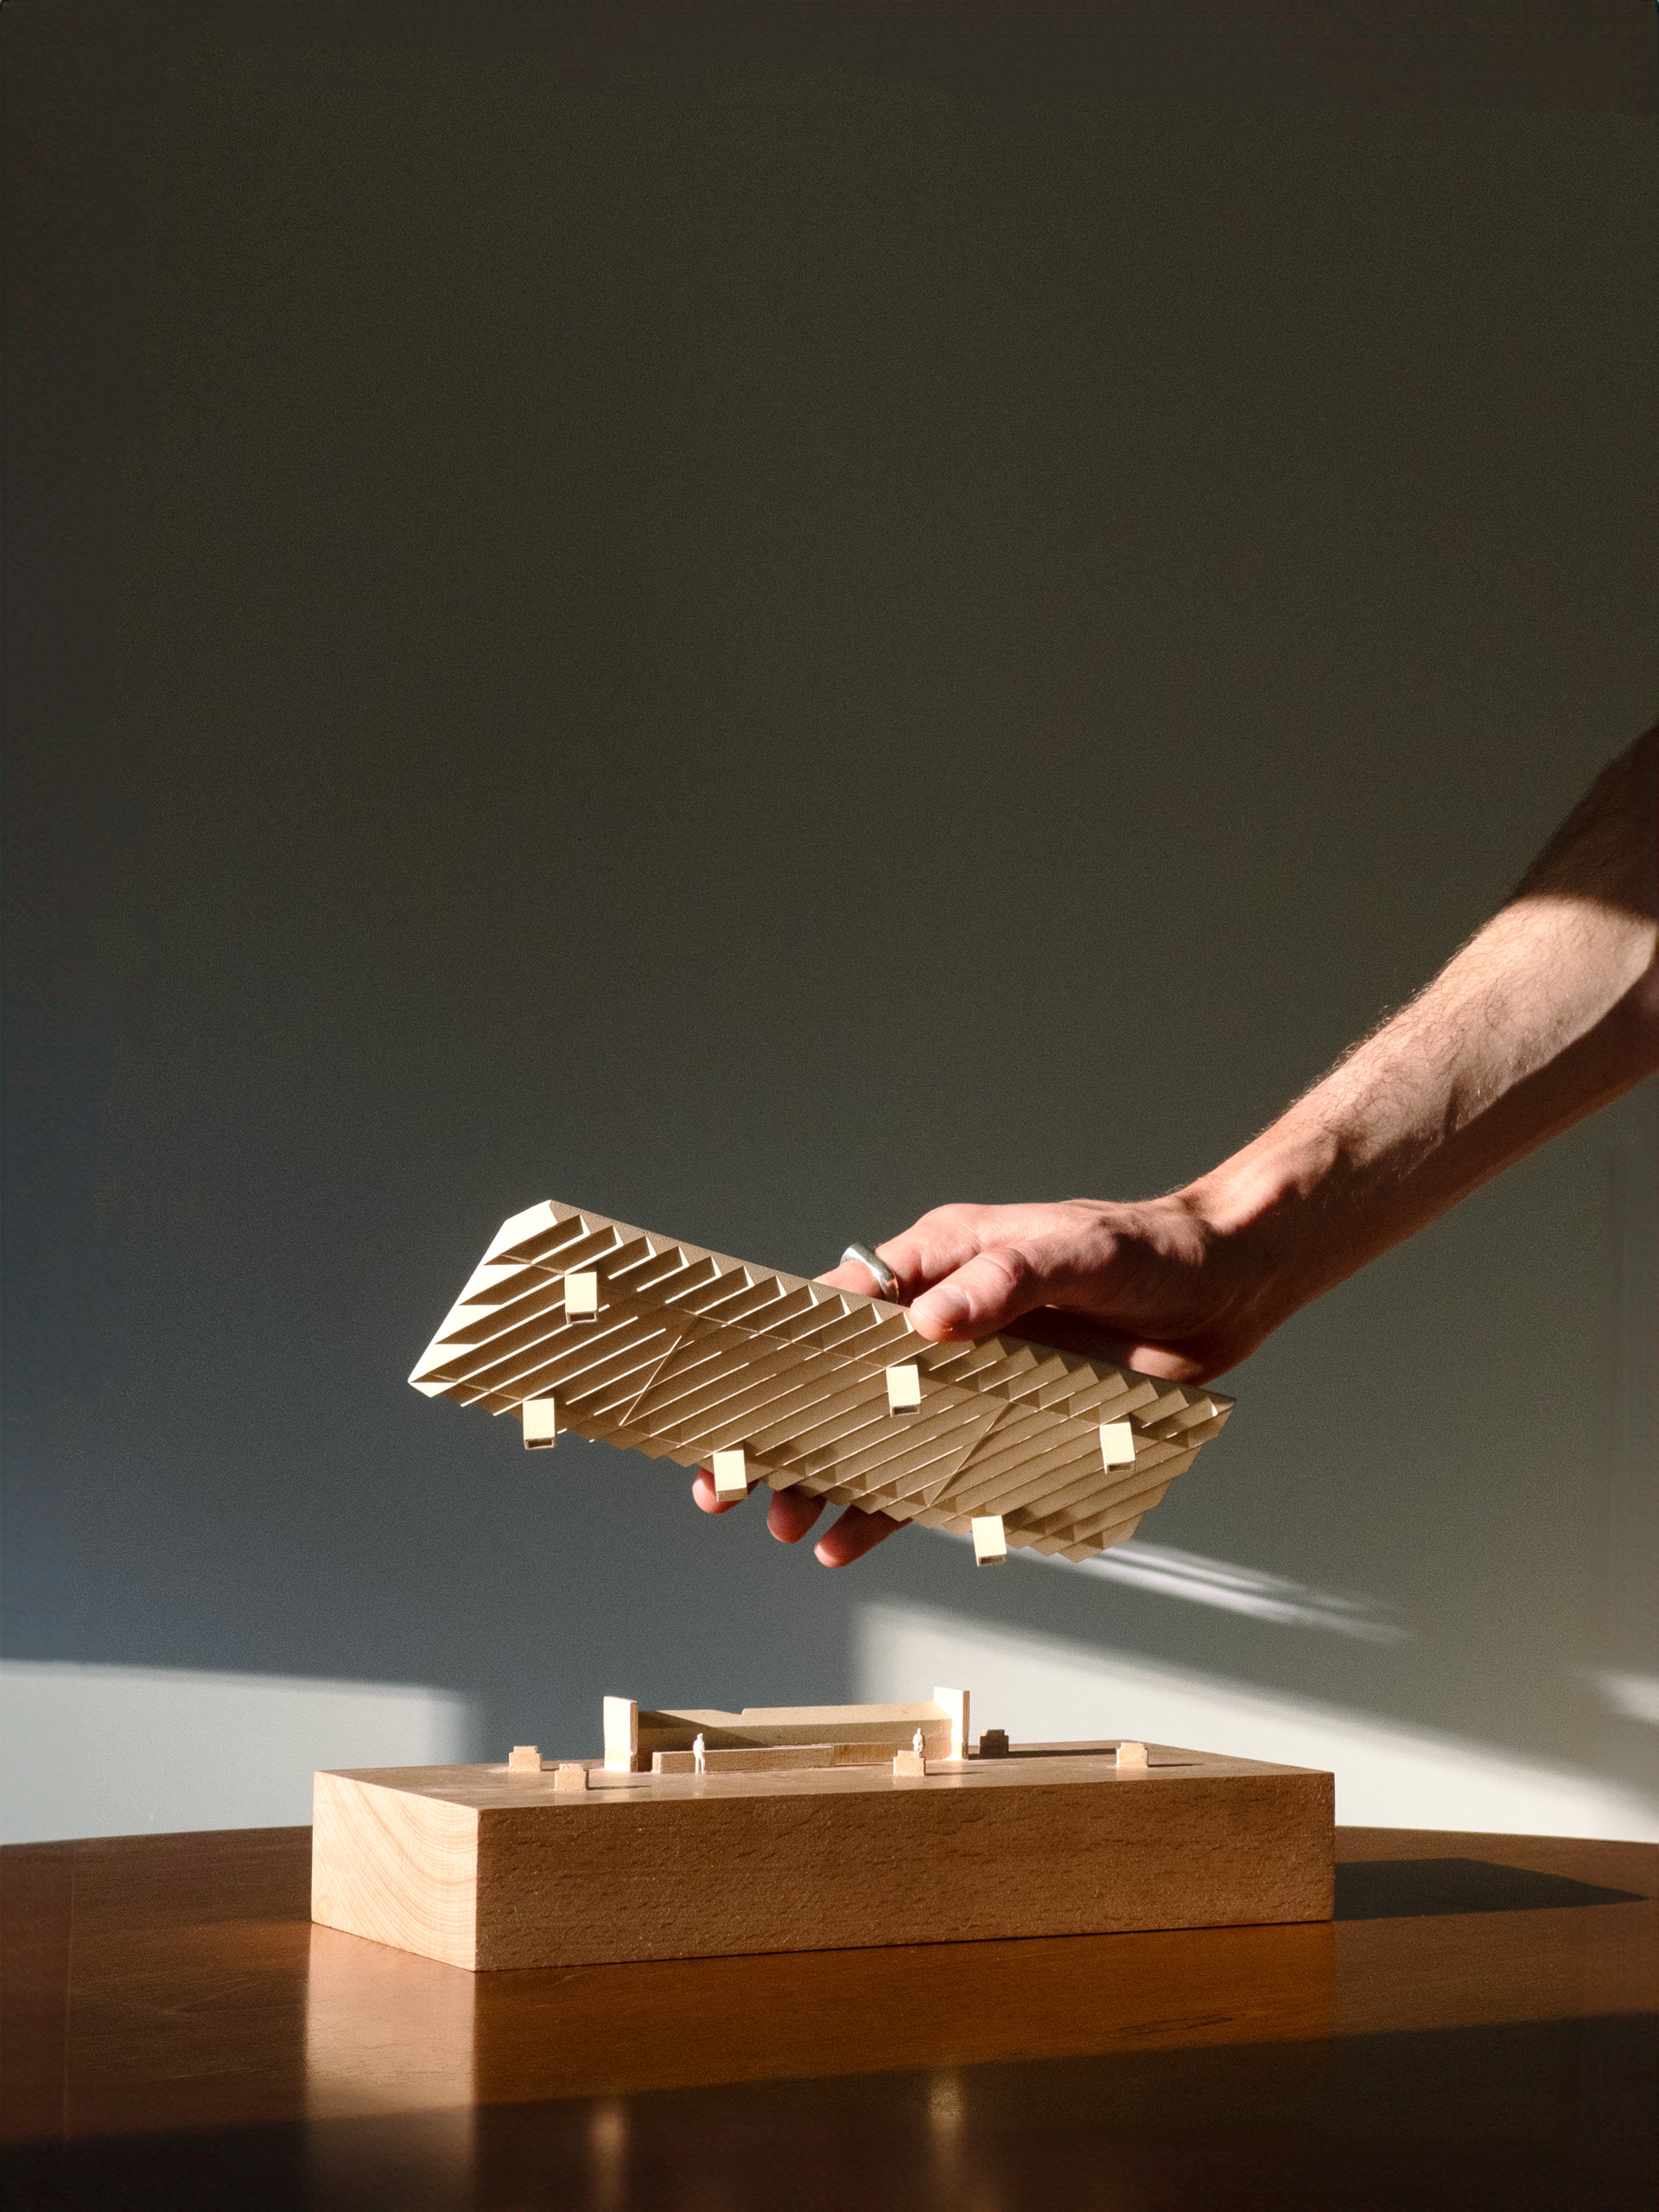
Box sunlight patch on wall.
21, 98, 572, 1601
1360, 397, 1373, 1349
855, 1599, 1659, 1842
0, 1661, 478, 1842
1580, 1669, 1659, 1726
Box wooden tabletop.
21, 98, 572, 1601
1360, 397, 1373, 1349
3, 1824, 1653, 2209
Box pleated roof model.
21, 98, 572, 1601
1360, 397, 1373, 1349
409, 1198, 1235, 1565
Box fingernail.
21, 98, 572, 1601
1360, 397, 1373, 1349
911, 1286, 969, 1332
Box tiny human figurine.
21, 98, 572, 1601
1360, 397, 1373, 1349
692, 1733, 706, 1775
912, 1728, 925, 1757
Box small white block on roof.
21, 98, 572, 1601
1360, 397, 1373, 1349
971, 1516, 1007, 1567
711, 1450, 749, 1502
521, 1398, 558, 1447
886, 1364, 923, 1411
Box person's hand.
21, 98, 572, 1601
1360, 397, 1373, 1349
698, 727, 1659, 1567
690, 1463, 900, 1568
831, 1194, 1279, 1376
694, 1188, 1278, 1567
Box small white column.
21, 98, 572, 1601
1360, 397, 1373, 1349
932, 1686, 969, 1760
603, 1695, 639, 1773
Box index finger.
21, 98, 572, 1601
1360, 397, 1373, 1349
818, 1213, 997, 1307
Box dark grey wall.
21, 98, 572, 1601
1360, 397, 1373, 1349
6, 6, 1656, 1798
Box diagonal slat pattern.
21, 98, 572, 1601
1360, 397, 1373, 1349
410, 1199, 1236, 1561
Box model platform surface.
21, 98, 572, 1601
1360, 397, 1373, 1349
312, 1697, 1332, 1972
409, 1198, 1236, 1562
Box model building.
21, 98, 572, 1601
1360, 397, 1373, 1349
313, 1688, 1332, 1970
410, 1198, 1235, 1563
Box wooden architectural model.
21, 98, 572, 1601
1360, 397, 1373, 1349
313, 1689, 1333, 1971
410, 1198, 1236, 1563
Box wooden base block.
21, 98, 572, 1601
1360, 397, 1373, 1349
312, 1744, 1333, 1971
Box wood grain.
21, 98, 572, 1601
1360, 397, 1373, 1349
3, 1824, 1651, 2167
311, 1773, 480, 1971
310, 1745, 1333, 1970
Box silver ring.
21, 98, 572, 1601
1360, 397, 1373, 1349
842, 1242, 899, 1300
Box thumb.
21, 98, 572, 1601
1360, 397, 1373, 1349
908, 1248, 1048, 1340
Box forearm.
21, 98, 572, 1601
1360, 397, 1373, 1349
1193, 734, 1659, 1332
785, 726, 1657, 1411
